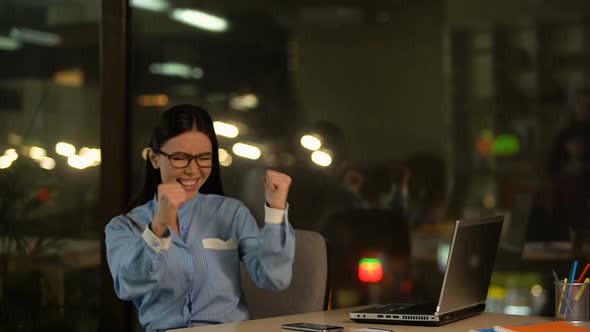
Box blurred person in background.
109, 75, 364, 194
543, 84, 590, 253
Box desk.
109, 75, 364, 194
169, 307, 565, 332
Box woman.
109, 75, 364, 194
105, 104, 295, 331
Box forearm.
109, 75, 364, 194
106, 220, 171, 301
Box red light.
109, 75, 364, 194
38, 188, 50, 202
358, 258, 383, 283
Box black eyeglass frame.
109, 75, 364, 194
155, 149, 214, 169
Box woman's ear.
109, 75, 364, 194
148, 148, 160, 169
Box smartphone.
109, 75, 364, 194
281, 323, 344, 332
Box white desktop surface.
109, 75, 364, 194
167, 306, 575, 332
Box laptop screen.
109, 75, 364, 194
436, 216, 504, 315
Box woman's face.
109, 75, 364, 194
149, 130, 213, 200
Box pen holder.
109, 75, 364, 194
555, 281, 590, 323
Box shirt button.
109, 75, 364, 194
152, 241, 160, 247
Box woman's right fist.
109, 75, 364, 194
151, 183, 188, 236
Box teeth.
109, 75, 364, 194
179, 179, 197, 186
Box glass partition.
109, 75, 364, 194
0, 1, 101, 330
129, 0, 590, 317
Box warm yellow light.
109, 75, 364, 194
4, 149, 18, 161
39, 157, 56, 170
67, 155, 91, 169
213, 121, 239, 138
0, 156, 13, 169
232, 143, 261, 160
55, 142, 76, 157
300, 134, 322, 151
53, 68, 84, 87
530, 285, 543, 297
311, 150, 332, 167
229, 94, 258, 110
137, 94, 169, 107
29, 146, 46, 161
218, 148, 233, 167
79, 147, 101, 166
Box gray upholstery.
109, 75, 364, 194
240, 229, 329, 319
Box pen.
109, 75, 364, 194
552, 269, 560, 283
574, 277, 590, 301
576, 263, 590, 283
568, 260, 579, 289
557, 278, 568, 318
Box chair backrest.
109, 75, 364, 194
240, 229, 329, 319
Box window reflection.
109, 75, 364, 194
0, 0, 100, 330
130, 0, 590, 320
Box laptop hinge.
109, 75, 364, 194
436, 302, 486, 316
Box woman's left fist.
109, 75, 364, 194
263, 170, 292, 209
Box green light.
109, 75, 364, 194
359, 258, 381, 265
492, 134, 520, 156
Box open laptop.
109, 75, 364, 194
350, 216, 504, 326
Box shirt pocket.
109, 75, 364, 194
202, 237, 240, 292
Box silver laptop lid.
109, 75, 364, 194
436, 216, 504, 315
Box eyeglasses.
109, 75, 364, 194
156, 150, 214, 169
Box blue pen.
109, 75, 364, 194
568, 261, 579, 294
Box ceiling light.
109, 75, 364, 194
0, 156, 13, 169
137, 94, 169, 107
130, 0, 169, 12
10, 27, 61, 46
232, 143, 261, 160
300, 134, 322, 151
4, 149, 18, 162
39, 157, 56, 170
0, 36, 21, 51
28, 146, 47, 161
149, 62, 204, 79
170, 9, 228, 32
229, 94, 258, 111
311, 150, 332, 167
213, 121, 239, 138
53, 68, 84, 87
55, 142, 76, 157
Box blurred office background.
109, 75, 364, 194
1, 0, 590, 331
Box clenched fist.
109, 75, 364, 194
151, 183, 189, 236
263, 170, 292, 209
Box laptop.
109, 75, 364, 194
350, 216, 504, 326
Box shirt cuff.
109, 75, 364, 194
264, 203, 289, 224
142, 226, 172, 253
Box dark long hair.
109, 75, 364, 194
127, 104, 224, 211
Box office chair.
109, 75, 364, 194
317, 208, 412, 308
240, 229, 329, 319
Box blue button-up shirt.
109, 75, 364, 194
105, 194, 295, 332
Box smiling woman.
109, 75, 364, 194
105, 104, 295, 331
